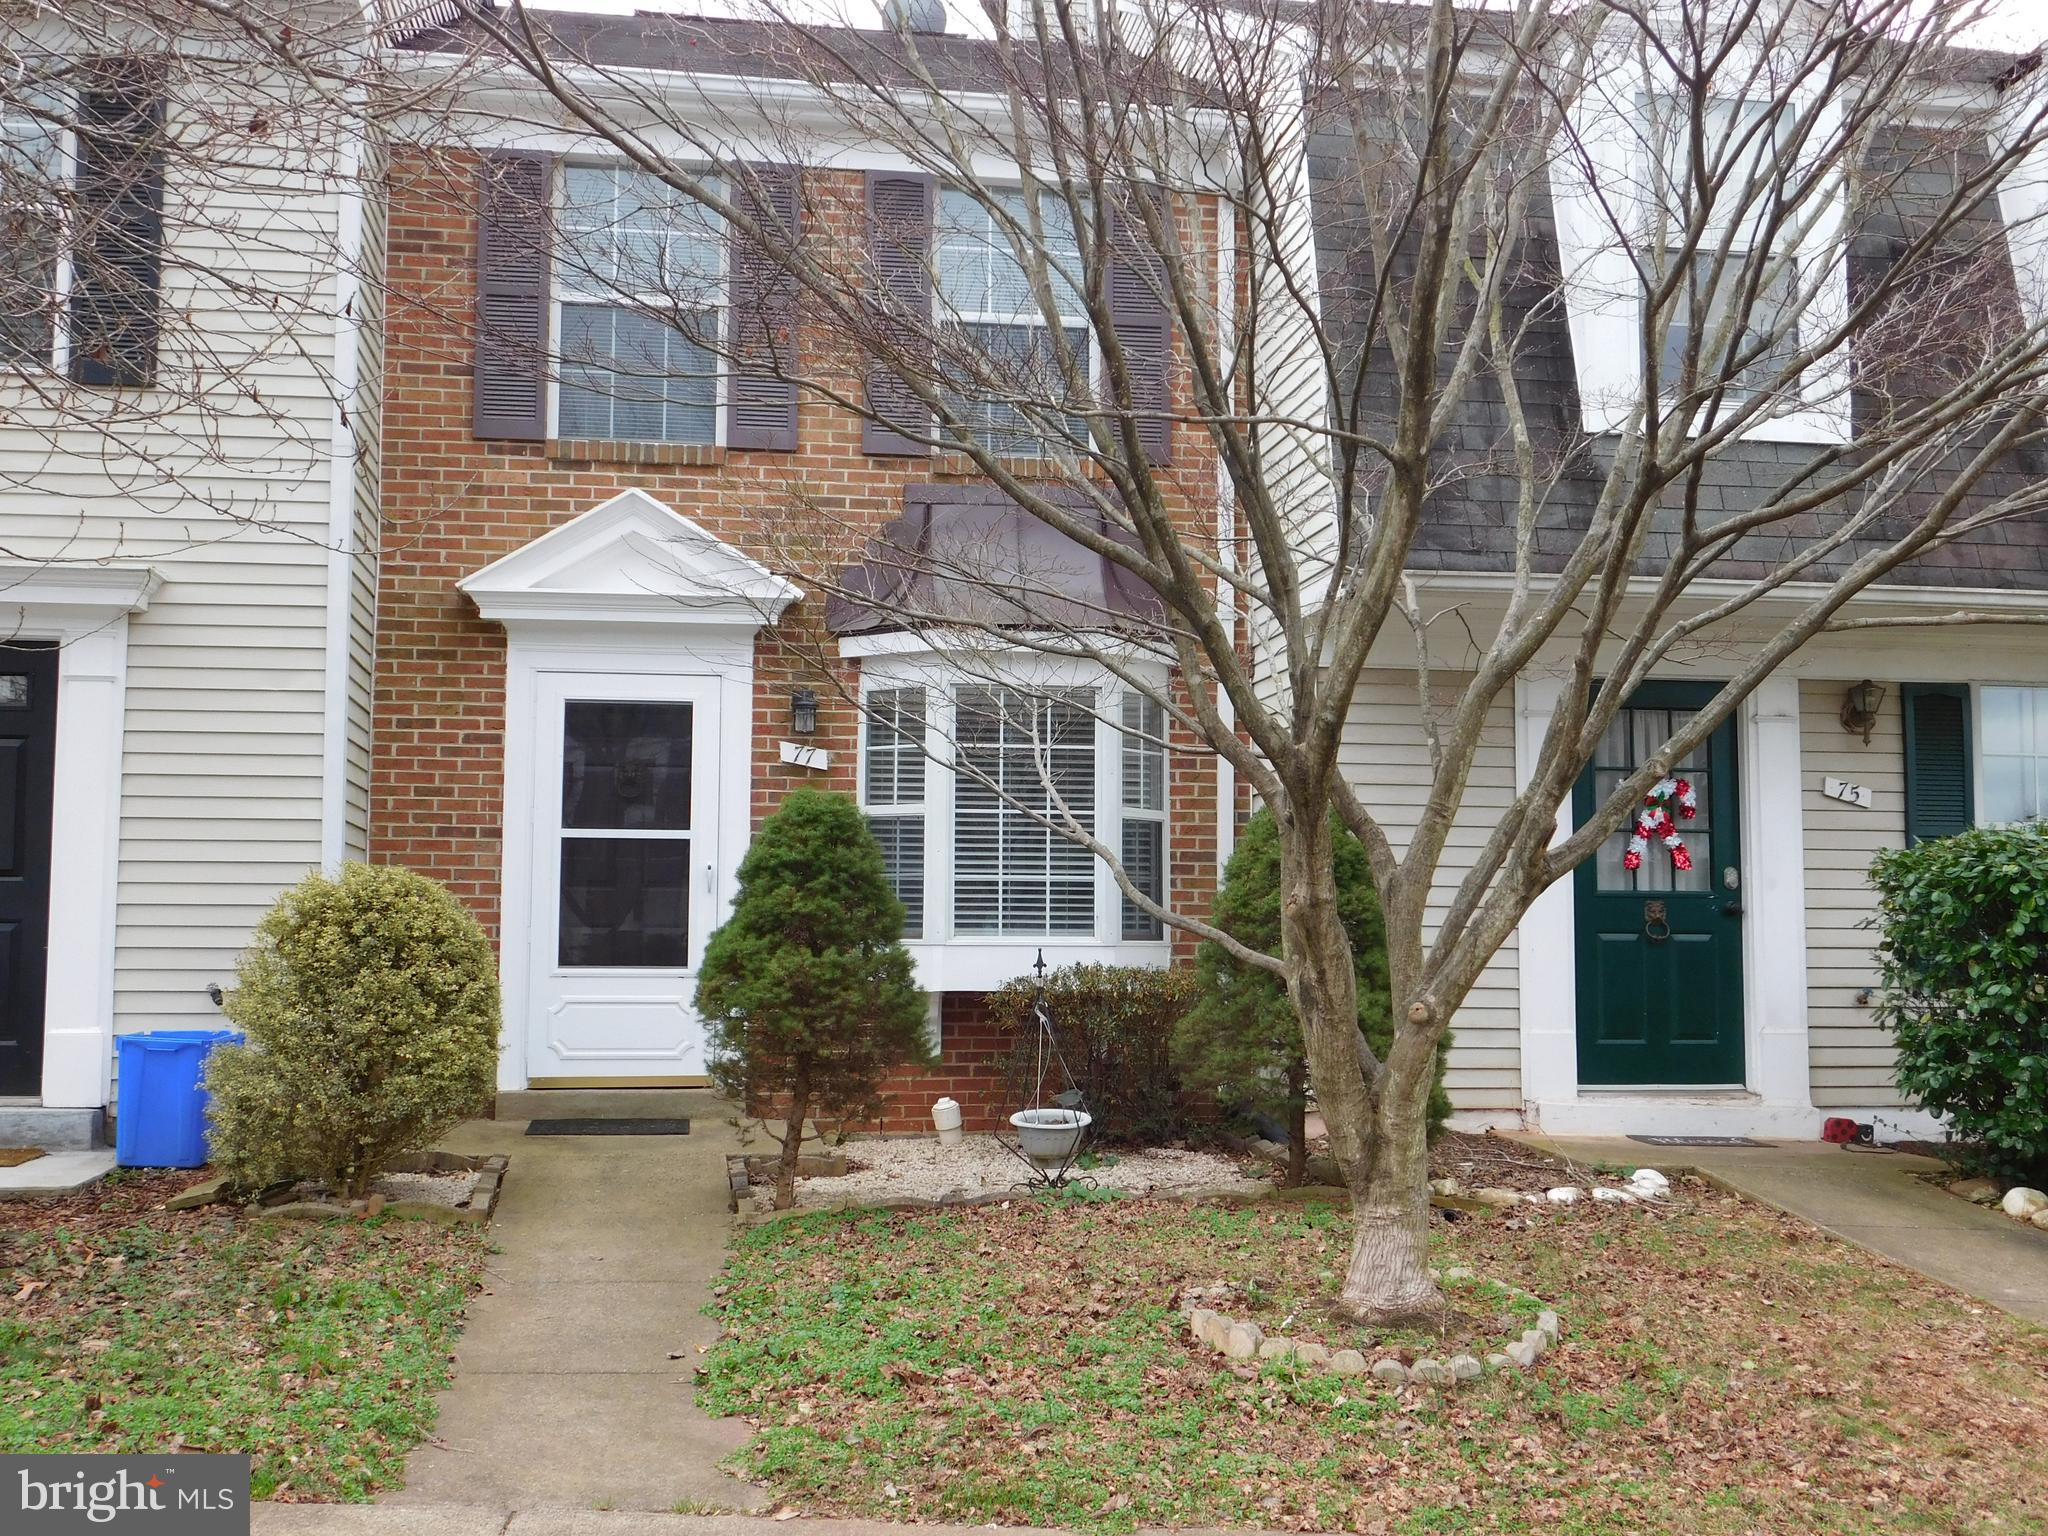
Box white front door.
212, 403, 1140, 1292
525, 670, 722, 1082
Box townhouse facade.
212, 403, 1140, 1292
373, 16, 1230, 1126
1294, 35, 2048, 1138
0, 35, 382, 1147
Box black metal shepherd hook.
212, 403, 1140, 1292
994, 948, 1093, 1189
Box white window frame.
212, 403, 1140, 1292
1551, 53, 1851, 445
1973, 683, 2048, 827
1, 76, 75, 376
1117, 689, 1169, 940
548, 160, 728, 447
854, 647, 1172, 992
932, 185, 1095, 458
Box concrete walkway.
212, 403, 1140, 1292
1521, 1134, 2048, 1327
385, 1100, 769, 1516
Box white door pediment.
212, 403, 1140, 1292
460, 488, 802, 628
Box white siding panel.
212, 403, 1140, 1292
1799, 680, 1910, 1108
0, 87, 355, 1059
1338, 670, 1521, 1111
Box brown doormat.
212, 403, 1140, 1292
0, 1148, 45, 1167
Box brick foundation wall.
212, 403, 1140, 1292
372, 148, 1229, 1123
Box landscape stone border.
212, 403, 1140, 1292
1181, 1266, 1562, 1387
165, 1151, 510, 1225
725, 1150, 1324, 1225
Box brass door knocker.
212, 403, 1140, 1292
1643, 899, 1671, 943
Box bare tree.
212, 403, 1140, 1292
398, 0, 2048, 1324
0, 0, 382, 544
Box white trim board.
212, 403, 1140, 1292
462, 489, 788, 1091
1513, 672, 1816, 1139
0, 563, 159, 1109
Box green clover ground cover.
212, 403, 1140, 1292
700, 1189, 2048, 1535
0, 1172, 487, 1499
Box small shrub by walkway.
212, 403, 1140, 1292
0, 1169, 487, 1499
701, 1186, 2048, 1534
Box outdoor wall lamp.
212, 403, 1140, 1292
1840, 679, 1886, 745
790, 688, 819, 735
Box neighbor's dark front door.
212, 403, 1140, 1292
0, 645, 58, 1096
1573, 683, 1744, 1086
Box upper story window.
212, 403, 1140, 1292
934, 187, 1087, 456
1639, 97, 1807, 413
1, 83, 65, 369
1551, 70, 1849, 444
555, 165, 724, 444
1981, 685, 2048, 825
857, 672, 1170, 950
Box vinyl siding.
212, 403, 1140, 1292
1799, 680, 1910, 1108
0, 88, 357, 1056
1338, 669, 1520, 1110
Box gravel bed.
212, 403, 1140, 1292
288, 1169, 482, 1209
371, 1169, 481, 1208
750, 1135, 1268, 1211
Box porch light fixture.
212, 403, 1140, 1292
1840, 679, 1886, 745
790, 688, 819, 735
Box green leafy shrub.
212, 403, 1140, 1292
205, 862, 500, 1198
1869, 821, 2048, 1183
988, 964, 1199, 1146
1173, 807, 1449, 1185
697, 788, 931, 1208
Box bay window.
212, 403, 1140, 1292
556, 165, 723, 443
857, 672, 1170, 963
863, 686, 927, 937
1119, 692, 1166, 938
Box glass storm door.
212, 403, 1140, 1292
526, 672, 719, 1082
1571, 682, 1745, 1087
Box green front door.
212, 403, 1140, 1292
1573, 683, 1745, 1086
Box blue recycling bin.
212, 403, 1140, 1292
114, 1029, 244, 1168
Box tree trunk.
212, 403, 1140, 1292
1277, 805, 1444, 1326
776, 1063, 812, 1211
1285, 1064, 1308, 1189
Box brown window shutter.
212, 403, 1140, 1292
69, 62, 166, 389
474, 151, 553, 441
1107, 190, 1172, 465
725, 165, 800, 451
863, 171, 934, 456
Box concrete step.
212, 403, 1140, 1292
493, 1087, 736, 1123
0, 1103, 105, 1151
0, 1147, 116, 1198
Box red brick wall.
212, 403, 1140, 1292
372, 148, 1228, 1117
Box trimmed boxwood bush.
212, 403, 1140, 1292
988, 964, 1199, 1146
1869, 821, 2048, 1182
1173, 807, 1449, 1185
206, 862, 500, 1198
